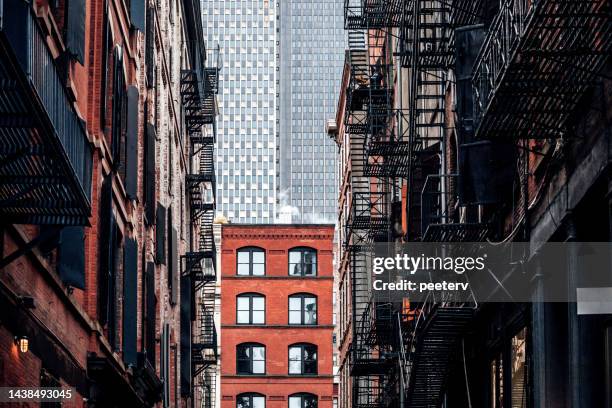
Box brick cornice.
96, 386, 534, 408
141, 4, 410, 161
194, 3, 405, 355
223, 232, 334, 240
221, 324, 335, 329
221, 276, 334, 280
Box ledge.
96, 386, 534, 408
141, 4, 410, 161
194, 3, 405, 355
221, 324, 334, 329
221, 275, 333, 280
222, 374, 334, 379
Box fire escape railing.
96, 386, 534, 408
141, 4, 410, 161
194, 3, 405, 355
401, 291, 476, 408
342, 7, 404, 408
472, 0, 612, 139
0, 1, 92, 225
344, 0, 405, 29
180, 45, 220, 408
392, 0, 612, 404
420, 174, 492, 242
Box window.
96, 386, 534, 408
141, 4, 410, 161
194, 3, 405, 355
237, 393, 265, 408
289, 248, 317, 276
237, 247, 265, 276
237, 294, 265, 324
289, 344, 317, 375
237, 343, 265, 374
289, 394, 317, 408
289, 294, 317, 325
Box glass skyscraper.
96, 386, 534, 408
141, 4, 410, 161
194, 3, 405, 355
202, 0, 278, 223
279, 0, 344, 223
203, 0, 344, 224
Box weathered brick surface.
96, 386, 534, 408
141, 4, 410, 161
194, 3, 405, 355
1, 0, 192, 406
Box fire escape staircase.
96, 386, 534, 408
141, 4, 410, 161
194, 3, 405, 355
402, 0, 455, 240
179, 38, 219, 408
192, 304, 217, 372
403, 305, 474, 408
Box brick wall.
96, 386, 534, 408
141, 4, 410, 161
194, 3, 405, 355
220, 225, 336, 408
0, 0, 201, 406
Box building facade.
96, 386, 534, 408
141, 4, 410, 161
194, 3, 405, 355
220, 225, 336, 408
278, 0, 344, 224
202, 0, 278, 224
334, 0, 612, 407
0, 0, 218, 406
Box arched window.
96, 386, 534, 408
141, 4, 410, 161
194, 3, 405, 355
237, 293, 265, 324
237, 343, 266, 374
237, 247, 266, 276
289, 393, 317, 408
289, 343, 317, 375
289, 247, 317, 276
237, 393, 266, 408
288, 293, 317, 325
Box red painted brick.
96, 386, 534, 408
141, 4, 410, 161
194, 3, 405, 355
220, 225, 336, 408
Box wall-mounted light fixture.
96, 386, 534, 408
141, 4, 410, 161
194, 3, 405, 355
14, 336, 29, 353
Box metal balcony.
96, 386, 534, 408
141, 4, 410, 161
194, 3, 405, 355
351, 302, 397, 376
473, 0, 612, 139
192, 305, 217, 376
187, 143, 215, 222
364, 110, 411, 178
400, 0, 454, 69
421, 174, 492, 242
352, 374, 398, 408
195, 366, 217, 408
344, 0, 405, 29
350, 192, 390, 232
0, 2, 92, 225
184, 211, 216, 284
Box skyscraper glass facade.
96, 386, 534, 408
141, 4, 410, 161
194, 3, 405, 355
279, 0, 345, 223
202, 0, 278, 223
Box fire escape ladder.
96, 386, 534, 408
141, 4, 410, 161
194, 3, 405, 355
403, 0, 455, 240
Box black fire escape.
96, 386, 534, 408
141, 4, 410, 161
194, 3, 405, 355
342, 2, 409, 408
394, 0, 612, 406
180, 45, 220, 407
0, 1, 92, 226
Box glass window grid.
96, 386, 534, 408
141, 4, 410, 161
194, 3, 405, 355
237, 293, 265, 324
237, 343, 266, 375
288, 294, 317, 325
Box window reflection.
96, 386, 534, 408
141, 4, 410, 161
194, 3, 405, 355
289, 248, 317, 276
289, 294, 317, 325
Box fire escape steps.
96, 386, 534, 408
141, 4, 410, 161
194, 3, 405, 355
406, 307, 474, 408
180, 55, 219, 404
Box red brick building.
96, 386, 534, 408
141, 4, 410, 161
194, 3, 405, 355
220, 225, 336, 408
0, 0, 217, 406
